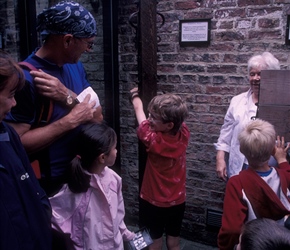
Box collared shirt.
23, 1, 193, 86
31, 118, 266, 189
214, 89, 257, 177
50, 167, 134, 250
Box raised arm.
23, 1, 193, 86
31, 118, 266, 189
273, 136, 290, 164
130, 87, 146, 125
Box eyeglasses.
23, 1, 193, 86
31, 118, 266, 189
75, 37, 95, 50
148, 113, 164, 123
82, 40, 94, 50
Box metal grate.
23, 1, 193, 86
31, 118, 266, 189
206, 209, 222, 228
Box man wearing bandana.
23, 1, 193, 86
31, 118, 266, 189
5, 1, 103, 197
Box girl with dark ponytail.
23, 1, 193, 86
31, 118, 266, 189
49, 122, 135, 250
67, 122, 117, 193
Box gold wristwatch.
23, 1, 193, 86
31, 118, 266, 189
66, 91, 73, 105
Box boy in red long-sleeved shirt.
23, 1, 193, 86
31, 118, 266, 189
218, 119, 290, 250
130, 88, 190, 250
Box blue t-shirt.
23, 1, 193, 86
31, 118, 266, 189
5, 51, 90, 179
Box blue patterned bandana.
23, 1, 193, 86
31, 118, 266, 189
37, 1, 97, 40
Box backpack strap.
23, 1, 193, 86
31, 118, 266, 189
18, 61, 53, 182
18, 61, 53, 126
18, 61, 38, 71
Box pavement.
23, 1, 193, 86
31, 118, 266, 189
174, 237, 218, 250
127, 226, 219, 250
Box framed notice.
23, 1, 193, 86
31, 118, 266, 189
179, 19, 211, 47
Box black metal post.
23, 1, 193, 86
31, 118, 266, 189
18, 0, 37, 60
103, 0, 121, 174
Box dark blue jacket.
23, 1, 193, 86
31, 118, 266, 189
0, 122, 51, 250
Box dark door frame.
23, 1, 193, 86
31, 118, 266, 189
18, 0, 38, 60
102, 0, 121, 173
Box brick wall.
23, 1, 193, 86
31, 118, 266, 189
118, 0, 290, 246
3, 0, 290, 246
0, 0, 18, 57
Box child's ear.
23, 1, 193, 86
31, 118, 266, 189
271, 147, 276, 156
97, 153, 106, 164
166, 122, 174, 130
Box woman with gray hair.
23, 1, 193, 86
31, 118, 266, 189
214, 52, 280, 180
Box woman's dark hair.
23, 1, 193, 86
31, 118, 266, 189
0, 50, 24, 92
68, 122, 117, 193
